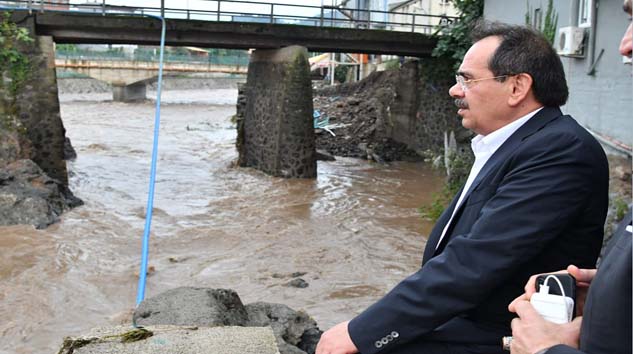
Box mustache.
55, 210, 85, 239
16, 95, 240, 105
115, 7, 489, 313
454, 99, 468, 109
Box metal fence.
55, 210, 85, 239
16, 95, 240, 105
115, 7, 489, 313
55, 48, 251, 66
0, 0, 458, 34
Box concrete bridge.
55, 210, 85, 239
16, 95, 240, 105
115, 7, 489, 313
5, 1, 454, 100
6, 5, 446, 57
55, 57, 248, 100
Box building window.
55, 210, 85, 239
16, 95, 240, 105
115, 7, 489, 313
533, 8, 542, 29
578, 0, 593, 27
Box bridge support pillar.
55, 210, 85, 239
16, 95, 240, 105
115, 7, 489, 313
0, 16, 69, 187
112, 82, 146, 102
237, 46, 316, 178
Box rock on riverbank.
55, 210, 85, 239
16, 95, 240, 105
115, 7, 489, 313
0, 159, 82, 229
132, 287, 322, 354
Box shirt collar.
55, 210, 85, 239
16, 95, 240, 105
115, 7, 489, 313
471, 107, 544, 155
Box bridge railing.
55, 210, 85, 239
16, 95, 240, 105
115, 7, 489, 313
55, 48, 251, 66
1, 0, 458, 34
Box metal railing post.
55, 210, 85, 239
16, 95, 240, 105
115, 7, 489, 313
160, 0, 165, 18
270, 3, 274, 24
27, 0, 32, 13
217, 0, 220, 21
101, 0, 105, 16
320, 6, 324, 27
411, 14, 415, 33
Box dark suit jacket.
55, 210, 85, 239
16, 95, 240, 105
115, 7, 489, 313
348, 107, 609, 354
547, 208, 632, 354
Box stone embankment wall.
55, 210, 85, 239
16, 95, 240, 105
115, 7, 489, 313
0, 15, 81, 228
237, 46, 316, 178
9, 19, 68, 185
312, 59, 473, 171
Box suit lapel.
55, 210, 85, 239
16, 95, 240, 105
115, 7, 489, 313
429, 107, 564, 257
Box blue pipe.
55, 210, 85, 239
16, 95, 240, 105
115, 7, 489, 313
135, 13, 166, 307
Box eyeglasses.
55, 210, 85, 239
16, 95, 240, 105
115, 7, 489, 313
455, 75, 509, 91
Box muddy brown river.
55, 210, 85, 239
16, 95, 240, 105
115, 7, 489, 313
0, 87, 444, 353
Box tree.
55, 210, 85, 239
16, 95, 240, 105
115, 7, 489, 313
432, 0, 484, 70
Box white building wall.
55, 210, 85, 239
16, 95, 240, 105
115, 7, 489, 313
484, 0, 632, 154
389, 0, 458, 33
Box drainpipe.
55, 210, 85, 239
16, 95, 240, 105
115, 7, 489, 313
330, 53, 335, 85
586, 0, 599, 75
570, 0, 579, 26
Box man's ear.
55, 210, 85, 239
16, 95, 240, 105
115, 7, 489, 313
507, 73, 534, 107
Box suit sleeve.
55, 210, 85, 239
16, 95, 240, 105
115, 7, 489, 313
347, 132, 605, 354
544, 344, 588, 354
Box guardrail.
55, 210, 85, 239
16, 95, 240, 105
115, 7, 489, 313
55, 49, 251, 66
0, 0, 458, 34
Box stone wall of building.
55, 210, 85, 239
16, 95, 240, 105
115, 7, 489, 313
238, 46, 316, 178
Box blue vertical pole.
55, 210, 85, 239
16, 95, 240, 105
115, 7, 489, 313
135, 14, 166, 307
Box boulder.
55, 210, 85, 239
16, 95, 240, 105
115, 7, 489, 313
246, 302, 321, 354
133, 287, 249, 327
0, 159, 82, 229
133, 287, 322, 354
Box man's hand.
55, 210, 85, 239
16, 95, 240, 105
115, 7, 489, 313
316, 321, 359, 354
510, 300, 581, 354
509, 265, 597, 316
566, 265, 596, 315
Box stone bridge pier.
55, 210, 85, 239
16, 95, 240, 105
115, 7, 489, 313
237, 45, 316, 178
112, 81, 147, 102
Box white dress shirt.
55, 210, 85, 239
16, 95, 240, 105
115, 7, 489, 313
436, 107, 544, 249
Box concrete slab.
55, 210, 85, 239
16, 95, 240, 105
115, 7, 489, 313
58, 325, 281, 354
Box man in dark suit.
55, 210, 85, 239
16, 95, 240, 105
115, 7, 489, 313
508, 1, 632, 353
315, 21, 610, 354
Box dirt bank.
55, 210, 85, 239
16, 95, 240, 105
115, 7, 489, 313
312, 70, 422, 163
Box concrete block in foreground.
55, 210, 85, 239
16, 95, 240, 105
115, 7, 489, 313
57, 325, 281, 354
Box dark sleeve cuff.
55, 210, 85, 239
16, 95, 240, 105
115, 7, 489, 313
540, 344, 587, 354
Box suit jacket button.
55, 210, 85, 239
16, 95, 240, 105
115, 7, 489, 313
375, 341, 383, 348
386, 334, 393, 341
391, 331, 399, 338
381, 338, 389, 345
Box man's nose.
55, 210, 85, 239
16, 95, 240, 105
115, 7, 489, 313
449, 82, 464, 98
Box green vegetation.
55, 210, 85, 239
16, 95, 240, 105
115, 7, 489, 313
334, 64, 350, 83
56, 328, 153, 354
525, 0, 558, 44
383, 58, 400, 71
55, 43, 78, 52
612, 196, 629, 222
432, 0, 484, 71
0, 12, 34, 96
419, 149, 474, 221
0, 12, 33, 133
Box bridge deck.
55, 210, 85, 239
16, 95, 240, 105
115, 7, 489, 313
13, 11, 438, 57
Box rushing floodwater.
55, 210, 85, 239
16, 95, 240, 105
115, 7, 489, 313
0, 88, 444, 354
